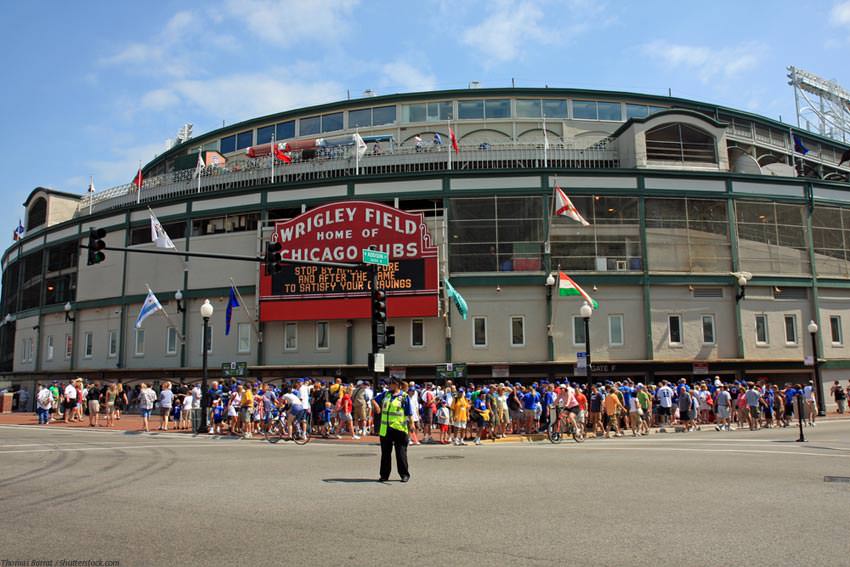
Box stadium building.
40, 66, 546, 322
3, 87, 850, 409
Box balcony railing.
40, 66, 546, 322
78, 142, 620, 215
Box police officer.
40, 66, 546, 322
372, 377, 413, 482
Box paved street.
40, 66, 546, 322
0, 421, 848, 567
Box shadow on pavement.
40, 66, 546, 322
322, 478, 389, 484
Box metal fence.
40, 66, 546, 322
79, 143, 620, 215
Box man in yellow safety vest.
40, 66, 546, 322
372, 376, 413, 482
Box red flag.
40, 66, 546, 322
449, 127, 459, 154
131, 168, 143, 190
273, 142, 292, 164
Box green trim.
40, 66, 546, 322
117, 211, 130, 369
805, 182, 825, 358
180, 201, 192, 369
544, 179, 554, 361
821, 359, 850, 370
638, 187, 653, 360
726, 186, 745, 358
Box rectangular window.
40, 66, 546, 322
372, 105, 396, 125
484, 99, 511, 118
21, 339, 27, 363
236, 130, 253, 150
516, 99, 542, 118
411, 319, 424, 348
83, 332, 93, 358
201, 325, 213, 354
256, 125, 274, 144
316, 321, 329, 350
830, 315, 843, 345
275, 120, 295, 140
572, 100, 597, 120
427, 101, 452, 121
510, 316, 525, 347
402, 102, 451, 122
626, 103, 649, 119
784, 315, 798, 344
668, 315, 682, 345
573, 316, 586, 346
608, 314, 624, 346
219, 135, 236, 154
65, 334, 73, 359
300, 116, 320, 136
134, 329, 145, 356
107, 330, 118, 358
321, 112, 343, 133
473, 317, 487, 347
596, 101, 622, 121
755, 314, 769, 345
403, 103, 426, 122
46, 335, 54, 361
166, 327, 177, 355
458, 100, 484, 119
701, 315, 716, 345
349, 108, 372, 128
542, 99, 568, 118
237, 323, 251, 354
284, 322, 298, 351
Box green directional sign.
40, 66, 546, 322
221, 361, 248, 377
362, 248, 389, 266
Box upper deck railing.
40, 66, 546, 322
78, 142, 619, 215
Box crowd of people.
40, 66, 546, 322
27, 375, 850, 442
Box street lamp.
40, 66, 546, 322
174, 289, 185, 313
807, 320, 826, 416
580, 301, 593, 389
198, 299, 214, 433
545, 272, 556, 297
64, 302, 75, 322
735, 275, 748, 303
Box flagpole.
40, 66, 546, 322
136, 160, 141, 205
545, 177, 557, 255
270, 132, 276, 184
197, 151, 202, 194
229, 277, 260, 336
88, 176, 93, 216
543, 117, 548, 168
447, 120, 452, 171
355, 129, 360, 176
145, 284, 184, 341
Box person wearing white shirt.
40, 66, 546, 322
803, 382, 816, 426
656, 382, 674, 427
63, 383, 77, 423
36, 385, 53, 424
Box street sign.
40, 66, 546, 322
804, 355, 814, 366
221, 361, 248, 377
437, 363, 467, 380
575, 352, 587, 377
362, 248, 389, 266
373, 353, 385, 373
693, 362, 709, 375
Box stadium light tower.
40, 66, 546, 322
787, 66, 850, 143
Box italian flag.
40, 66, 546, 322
558, 272, 598, 309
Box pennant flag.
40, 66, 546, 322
839, 148, 850, 166
135, 290, 163, 328
225, 286, 239, 336
553, 184, 590, 226
443, 278, 469, 320
793, 134, 809, 155
449, 127, 459, 154
12, 219, 24, 241
88, 178, 96, 193
273, 142, 292, 164
558, 272, 598, 309
131, 167, 144, 190
433, 132, 443, 145
150, 212, 175, 249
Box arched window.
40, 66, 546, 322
26, 197, 47, 230
645, 123, 717, 164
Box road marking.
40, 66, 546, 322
573, 446, 850, 459
0, 442, 261, 455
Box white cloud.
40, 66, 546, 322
379, 61, 437, 93
147, 72, 343, 122
86, 141, 167, 188
833, 1, 850, 26
224, 0, 359, 46
641, 40, 766, 83
140, 89, 181, 110
461, 0, 549, 64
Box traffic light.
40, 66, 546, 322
265, 241, 282, 275
86, 228, 106, 265
385, 325, 396, 347
371, 288, 387, 323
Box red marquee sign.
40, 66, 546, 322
259, 201, 439, 321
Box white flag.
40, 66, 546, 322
135, 290, 163, 328
88, 177, 95, 193
553, 184, 590, 226
150, 212, 175, 249
193, 151, 204, 178
354, 133, 368, 159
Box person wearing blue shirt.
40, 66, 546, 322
783, 385, 798, 426
372, 377, 413, 482
523, 387, 540, 433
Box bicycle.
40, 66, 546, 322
547, 405, 585, 444
264, 409, 312, 445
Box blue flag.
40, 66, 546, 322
135, 290, 162, 328
793, 134, 809, 155
444, 278, 468, 320
225, 286, 239, 336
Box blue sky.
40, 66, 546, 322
1, 0, 849, 240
